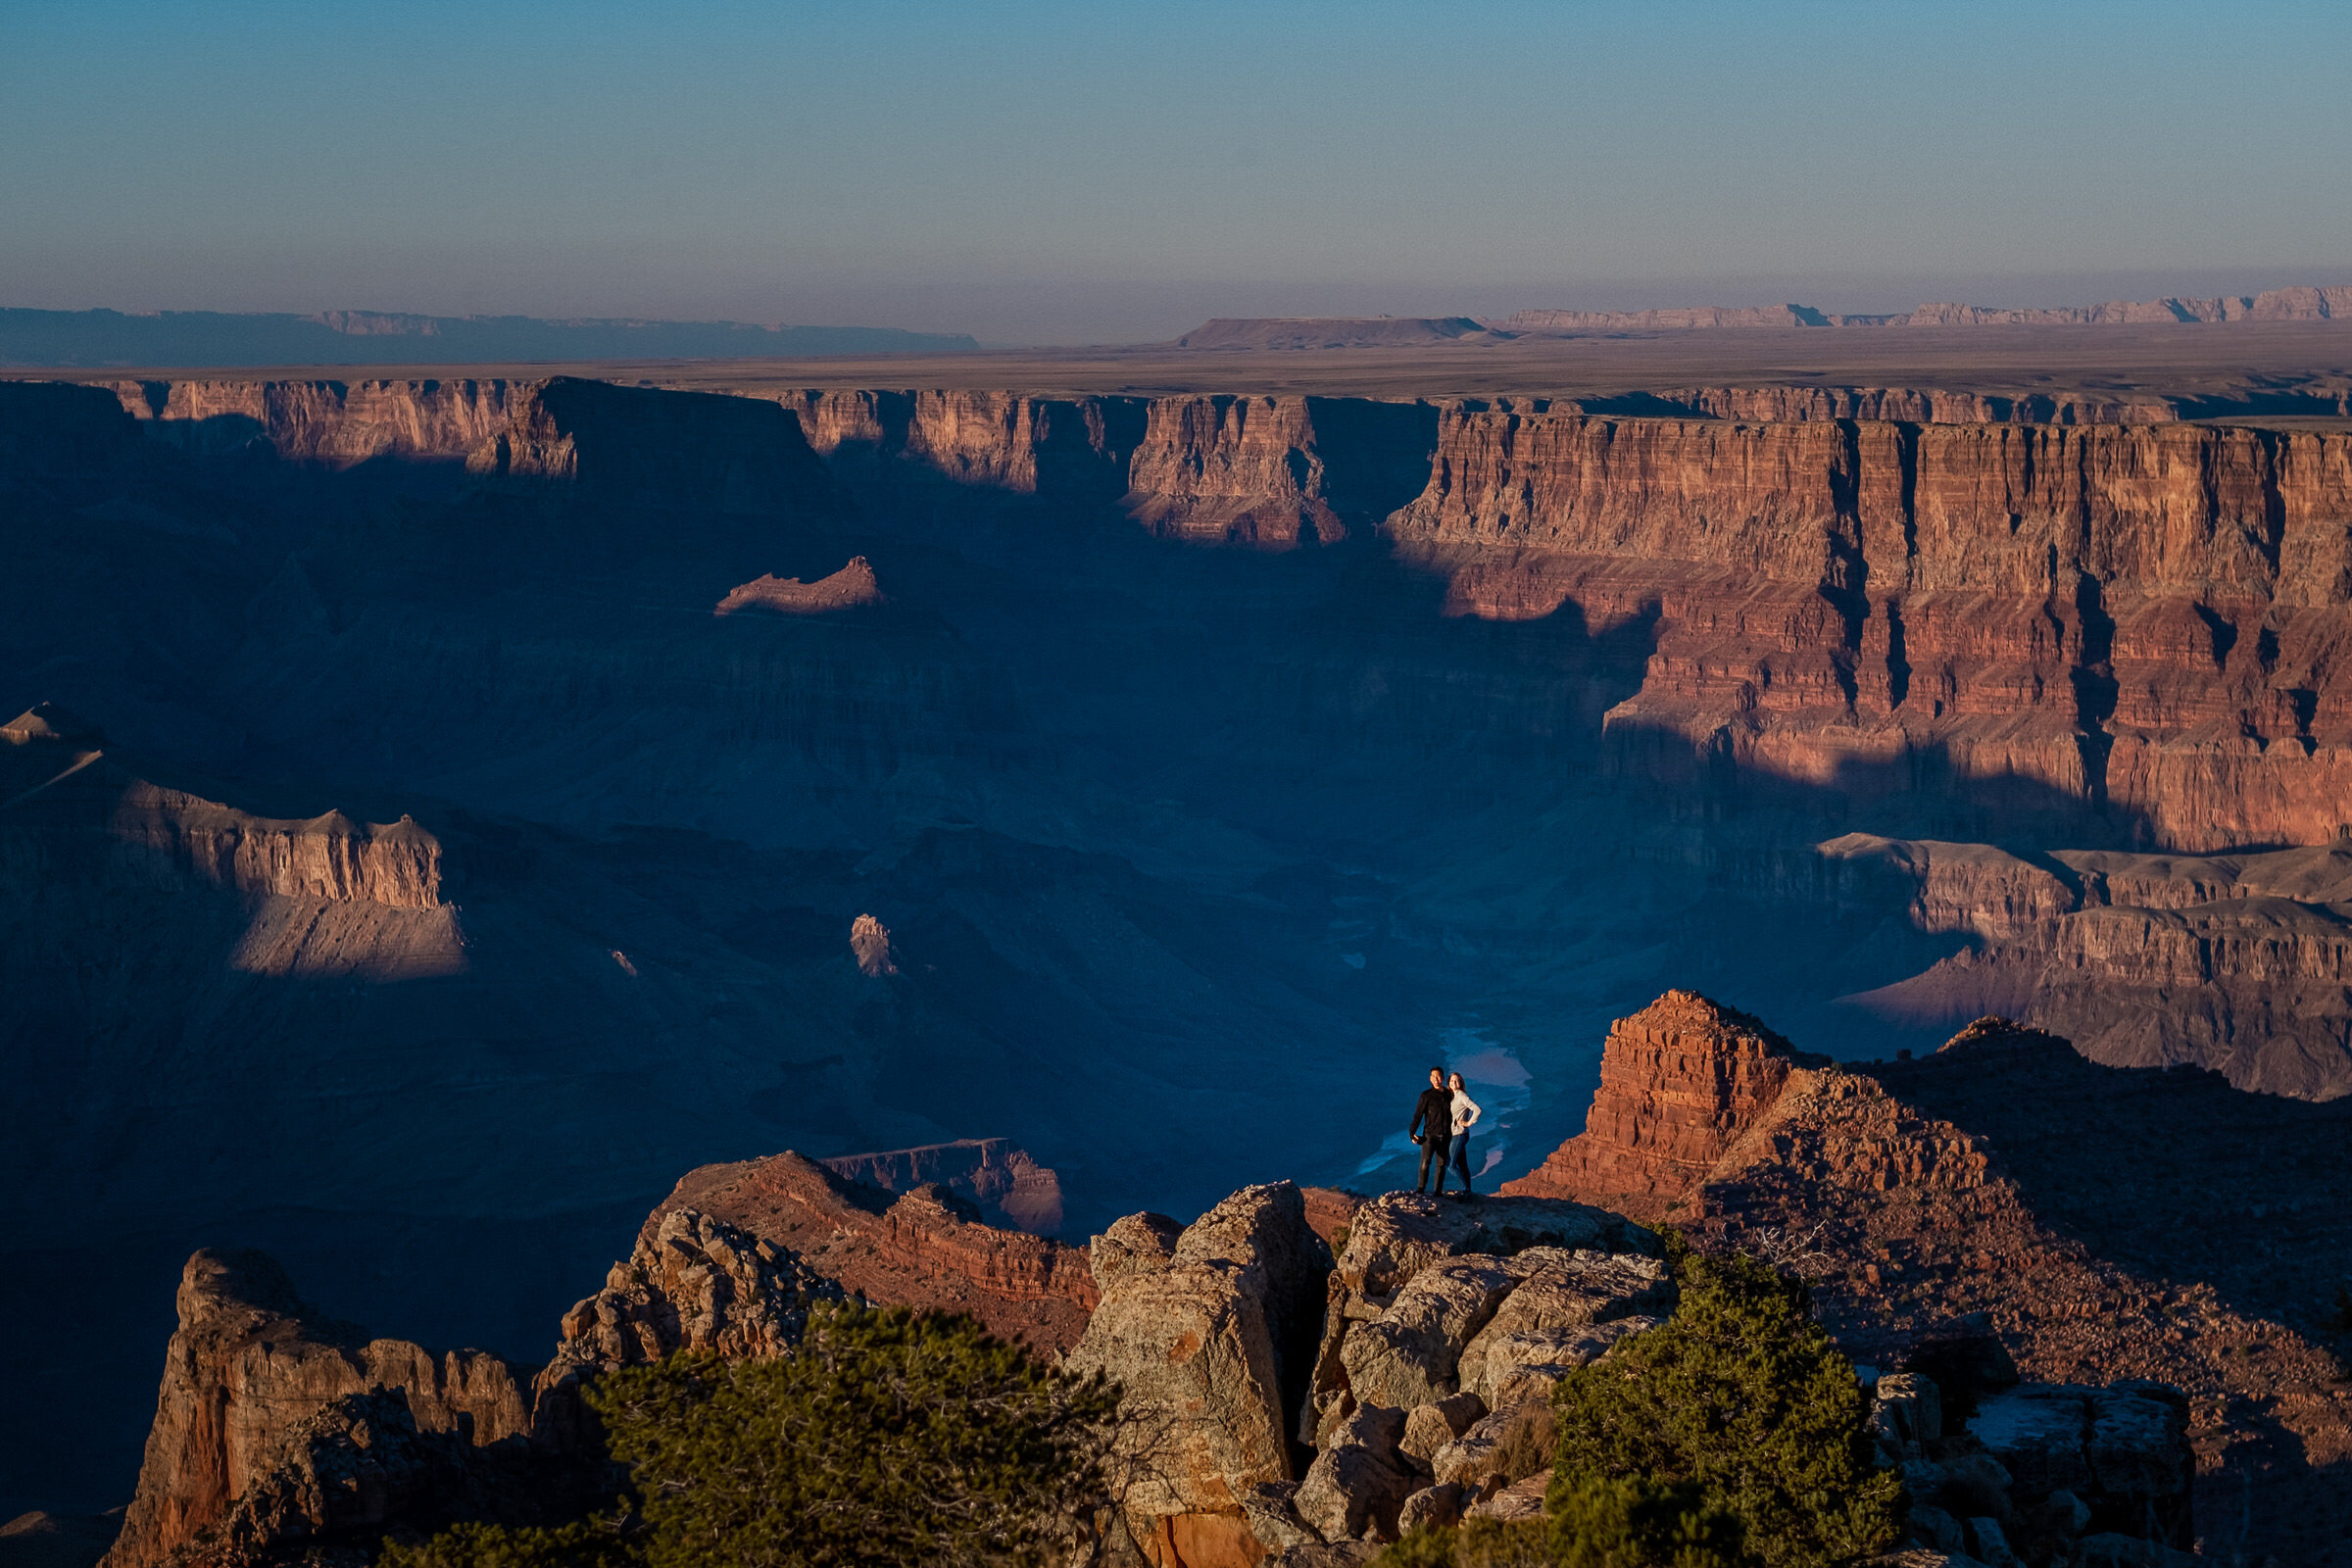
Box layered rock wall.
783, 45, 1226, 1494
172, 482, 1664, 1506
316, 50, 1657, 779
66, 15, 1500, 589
105, 379, 520, 464
1390, 408, 2352, 853
1501, 992, 1809, 1218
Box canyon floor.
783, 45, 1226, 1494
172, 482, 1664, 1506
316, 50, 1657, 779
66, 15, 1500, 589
7, 326, 2352, 1530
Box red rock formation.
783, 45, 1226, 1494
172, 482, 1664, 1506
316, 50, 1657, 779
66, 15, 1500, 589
1298, 1186, 1364, 1252
819, 1136, 1066, 1235
1513, 997, 2352, 1562
1391, 409, 2352, 854
1123, 396, 1348, 547
3, 710, 449, 926
104, 378, 519, 465
103, 1251, 531, 1568
646, 1150, 1098, 1352
1502, 991, 1806, 1219
771, 388, 1142, 499
713, 556, 885, 616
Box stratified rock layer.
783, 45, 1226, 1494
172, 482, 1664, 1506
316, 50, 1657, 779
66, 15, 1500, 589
1390, 409, 2352, 857
1502, 991, 1806, 1219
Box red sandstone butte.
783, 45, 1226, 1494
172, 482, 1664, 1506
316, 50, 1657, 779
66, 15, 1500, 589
1502, 990, 1808, 1220
647, 1148, 1098, 1353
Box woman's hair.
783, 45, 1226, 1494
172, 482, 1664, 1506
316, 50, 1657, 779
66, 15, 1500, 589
1448, 1071, 1465, 1088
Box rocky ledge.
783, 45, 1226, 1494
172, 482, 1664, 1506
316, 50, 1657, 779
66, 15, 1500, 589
95, 1029, 2273, 1568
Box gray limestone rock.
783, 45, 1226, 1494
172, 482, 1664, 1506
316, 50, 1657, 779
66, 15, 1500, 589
1396, 1482, 1470, 1533
1340, 1257, 1518, 1408
1295, 1441, 1416, 1544
1398, 1393, 1487, 1471
1463, 1470, 1550, 1521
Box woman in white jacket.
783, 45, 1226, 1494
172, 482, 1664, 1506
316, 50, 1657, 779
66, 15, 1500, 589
1446, 1071, 1482, 1199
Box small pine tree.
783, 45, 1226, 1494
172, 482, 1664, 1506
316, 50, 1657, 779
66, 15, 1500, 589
1549, 1475, 1741, 1568
1547, 1251, 1902, 1568
386, 1303, 1118, 1568
1373, 1483, 1737, 1568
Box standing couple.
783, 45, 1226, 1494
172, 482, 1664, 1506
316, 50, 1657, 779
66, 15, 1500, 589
1407, 1066, 1482, 1199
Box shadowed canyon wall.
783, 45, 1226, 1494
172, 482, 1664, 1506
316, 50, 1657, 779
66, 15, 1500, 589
9, 368, 2352, 1518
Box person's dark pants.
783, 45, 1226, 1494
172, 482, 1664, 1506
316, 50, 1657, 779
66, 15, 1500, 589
1450, 1132, 1474, 1195
1417, 1132, 1453, 1194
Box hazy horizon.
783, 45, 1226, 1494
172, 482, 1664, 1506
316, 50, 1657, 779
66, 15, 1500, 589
5, 1, 2349, 345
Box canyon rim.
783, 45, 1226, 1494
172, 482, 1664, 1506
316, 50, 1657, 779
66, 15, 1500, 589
7, 308, 2352, 1563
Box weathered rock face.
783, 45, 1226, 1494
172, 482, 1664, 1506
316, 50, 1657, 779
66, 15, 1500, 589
772, 389, 1146, 502
1065, 1183, 1334, 1565
818, 1137, 1066, 1236
1501, 992, 1806, 1219
544, 1206, 842, 1375
97, 375, 847, 518
1121, 397, 1437, 549
4, 710, 444, 911
1300, 1192, 1661, 1537
1818, 834, 2352, 1099
468, 378, 845, 515
102, 1251, 532, 1568
645, 1149, 1098, 1353
1593, 385, 2182, 426
105, 378, 520, 465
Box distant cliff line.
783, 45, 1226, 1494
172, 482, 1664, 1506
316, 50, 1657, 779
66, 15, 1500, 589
1174, 283, 2352, 349
0, 307, 980, 369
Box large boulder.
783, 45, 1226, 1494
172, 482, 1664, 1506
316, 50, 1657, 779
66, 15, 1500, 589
1430, 1401, 1557, 1497
1470, 1317, 1659, 1409
545, 1206, 842, 1373
1338, 1258, 1517, 1409
1294, 1406, 1415, 1544
1965, 1383, 2191, 1547
1456, 1249, 1671, 1405
1066, 1183, 1336, 1563
1397, 1393, 1487, 1472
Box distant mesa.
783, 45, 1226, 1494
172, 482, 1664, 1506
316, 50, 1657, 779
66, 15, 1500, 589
1171, 284, 2352, 350
1174, 317, 1494, 350
713, 556, 885, 616
1499, 283, 2352, 335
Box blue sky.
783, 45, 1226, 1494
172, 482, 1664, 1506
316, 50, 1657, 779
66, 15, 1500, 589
4, 1, 2348, 342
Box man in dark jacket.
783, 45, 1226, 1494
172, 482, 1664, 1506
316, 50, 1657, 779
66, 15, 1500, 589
1409, 1066, 1455, 1196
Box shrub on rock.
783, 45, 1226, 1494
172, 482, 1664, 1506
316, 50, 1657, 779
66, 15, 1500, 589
1546, 1251, 1901, 1568
386, 1303, 1119, 1568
